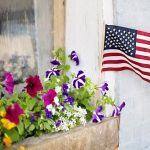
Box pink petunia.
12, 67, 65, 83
3, 72, 14, 95
43, 89, 57, 108
5, 103, 24, 125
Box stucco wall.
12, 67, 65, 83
114, 0, 150, 149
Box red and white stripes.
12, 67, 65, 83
102, 30, 150, 83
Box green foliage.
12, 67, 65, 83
0, 142, 3, 150
53, 48, 66, 65
0, 48, 99, 148
6, 129, 19, 142
17, 122, 24, 135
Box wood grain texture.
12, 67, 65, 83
7, 118, 119, 150
54, 0, 65, 49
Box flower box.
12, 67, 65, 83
6, 117, 119, 150
0, 49, 124, 149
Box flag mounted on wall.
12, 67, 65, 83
102, 25, 150, 83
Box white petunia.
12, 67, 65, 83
55, 86, 61, 93
46, 104, 55, 115
54, 96, 60, 105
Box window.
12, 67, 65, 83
0, 0, 64, 83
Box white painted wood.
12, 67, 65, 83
65, 0, 103, 86
102, 0, 114, 24
102, 0, 116, 99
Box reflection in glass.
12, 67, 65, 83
0, 1, 37, 83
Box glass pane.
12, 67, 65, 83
0, 0, 37, 83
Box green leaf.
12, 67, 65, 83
0, 142, 3, 150
64, 104, 73, 112
29, 124, 35, 132
96, 100, 101, 106
102, 96, 114, 105
6, 129, 19, 142
81, 100, 95, 112
24, 118, 31, 129
17, 122, 24, 135
53, 48, 66, 64
58, 65, 70, 73
86, 111, 92, 121
26, 97, 36, 110
44, 122, 51, 130
34, 106, 42, 112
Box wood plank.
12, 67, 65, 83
54, 0, 65, 49
8, 118, 119, 150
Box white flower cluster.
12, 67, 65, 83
54, 105, 87, 132
73, 105, 87, 126
54, 117, 75, 132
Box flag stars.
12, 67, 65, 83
104, 26, 136, 57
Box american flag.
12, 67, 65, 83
102, 25, 150, 83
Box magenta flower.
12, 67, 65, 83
5, 103, 24, 125
3, 72, 14, 95
25, 75, 43, 97
43, 89, 57, 108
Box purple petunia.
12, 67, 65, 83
46, 67, 60, 80
55, 119, 62, 128
45, 108, 52, 119
70, 51, 79, 66
112, 101, 125, 117
50, 59, 61, 66
64, 96, 75, 105
62, 84, 70, 96
59, 103, 65, 112
92, 106, 104, 123
100, 81, 109, 96
30, 112, 40, 123
73, 70, 86, 89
